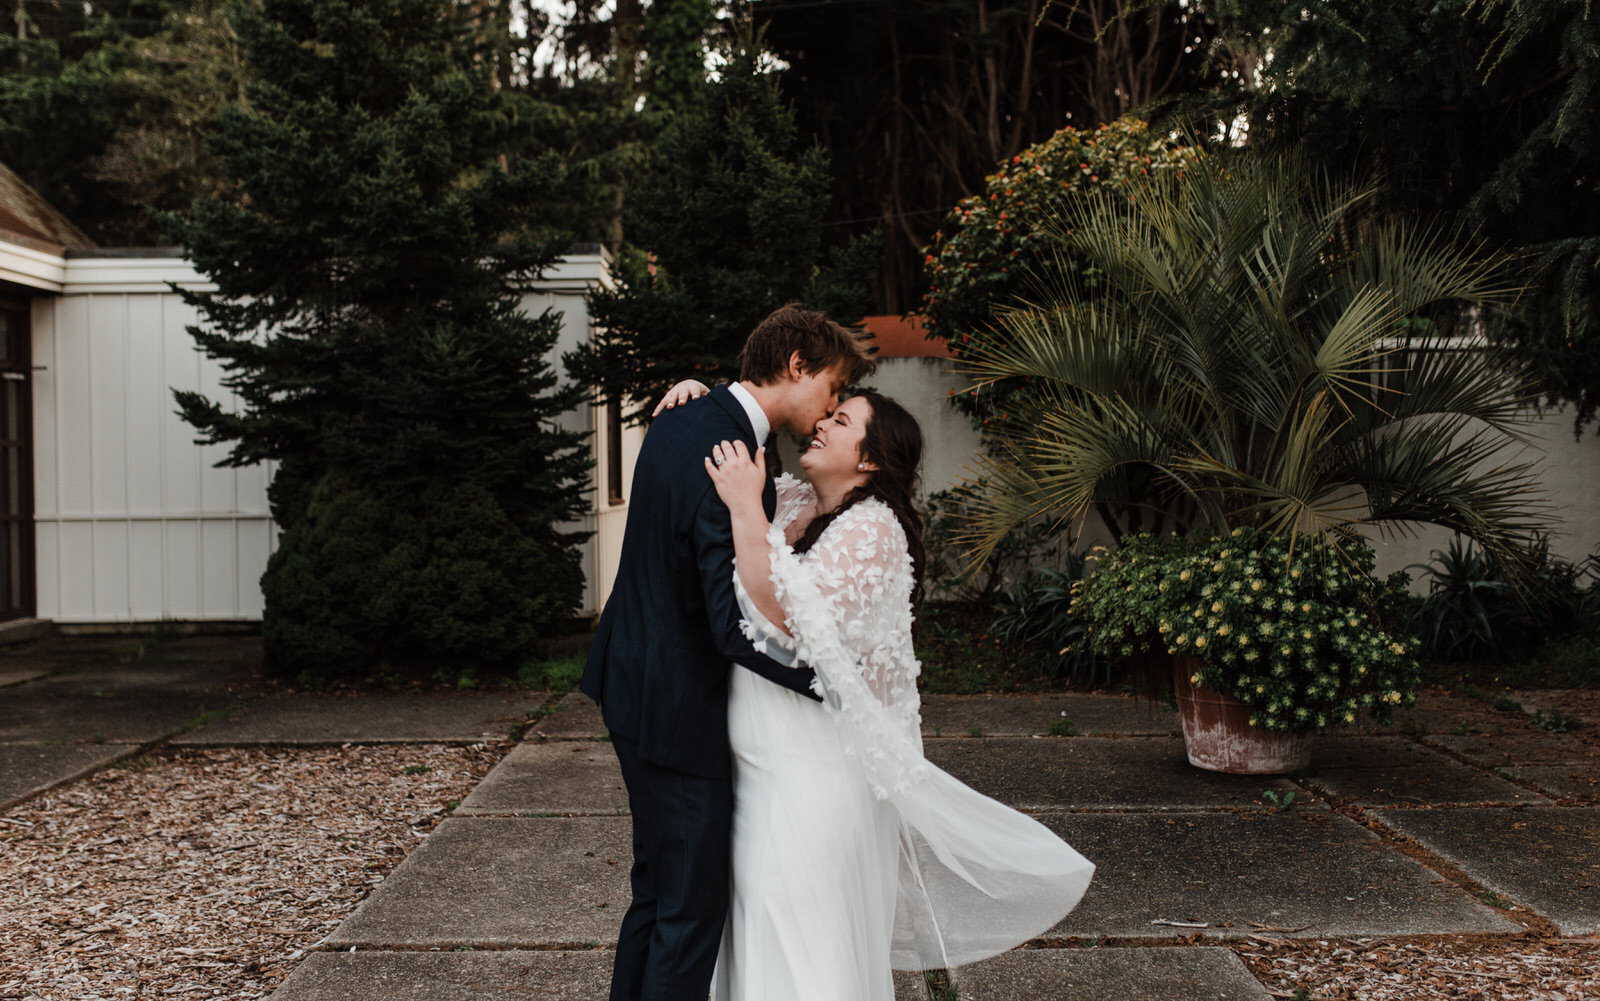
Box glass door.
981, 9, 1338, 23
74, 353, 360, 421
0, 299, 34, 621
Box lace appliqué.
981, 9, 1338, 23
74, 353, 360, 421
741, 475, 927, 800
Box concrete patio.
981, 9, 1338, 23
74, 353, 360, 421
3, 635, 1597, 1000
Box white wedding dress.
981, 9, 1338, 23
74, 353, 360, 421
710, 476, 1094, 1001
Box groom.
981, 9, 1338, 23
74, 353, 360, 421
581, 305, 873, 1001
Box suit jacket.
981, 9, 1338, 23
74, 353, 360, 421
581, 385, 820, 778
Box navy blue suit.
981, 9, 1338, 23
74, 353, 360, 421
581, 385, 818, 1001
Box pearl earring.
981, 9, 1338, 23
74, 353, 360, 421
857, 463, 867, 471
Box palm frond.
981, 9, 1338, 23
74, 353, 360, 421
954, 143, 1545, 575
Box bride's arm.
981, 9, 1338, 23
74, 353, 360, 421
704, 438, 790, 636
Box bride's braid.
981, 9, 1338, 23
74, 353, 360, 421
792, 391, 927, 604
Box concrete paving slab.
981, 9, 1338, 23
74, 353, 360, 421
0, 665, 49, 688
531, 692, 607, 740
924, 737, 1303, 811
1303, 740, 1549, 807
170, 690, 535, 745
0, 618, 52, 647
1309, 735, 1439, 769
1038, 811, 1519, 939
0, 743, 139, 808
1506, 764, 1600, 802
0, 636, 267, 744
891, 947, 1271, 1001
457, 741, 627, 816
1372, 806, 1600, 935
5, 636, 264, 695
0, 692, 247, 744
1509, 689, 1600, 722
273, 947, 1268, 1001
920, 693, 1179, 738
325, 817, 630, 947
1345, 689, 1513, 736
1421, 732, 1590, 768
269, 949, 614, 1001
327, 810, 1517, 949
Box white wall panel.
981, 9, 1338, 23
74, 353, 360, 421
200, 519, 237, 617
53, 296, 93, 516
34, 522, 58, 619
236, 519, 272, 618
91, 520, 129, 616
196, 331, 240, 514
56, 521, 94, 619
161, 296, 202, 514
124, 294, 167, 513
126, 522, 166, 619
163, 521, 200, 618
89, 296, 129, 515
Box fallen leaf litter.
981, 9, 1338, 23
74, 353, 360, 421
0, 743, 504, 1001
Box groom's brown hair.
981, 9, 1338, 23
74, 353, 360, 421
738, 305, 874, 386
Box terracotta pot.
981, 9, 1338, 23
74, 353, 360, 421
1171, 655, 1313, 774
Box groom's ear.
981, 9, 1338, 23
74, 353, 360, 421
785, 350, 806, 382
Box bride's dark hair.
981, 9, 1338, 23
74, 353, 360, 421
792, 391, 927, 603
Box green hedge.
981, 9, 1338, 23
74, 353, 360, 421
263, 473, 584, 685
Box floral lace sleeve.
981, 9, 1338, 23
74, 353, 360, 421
772, 473, 815, 528
759, 499, 927, 798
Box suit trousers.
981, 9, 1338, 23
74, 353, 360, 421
609, 732, 734, 1001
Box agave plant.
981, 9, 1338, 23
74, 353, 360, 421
959, 145, 1548, 574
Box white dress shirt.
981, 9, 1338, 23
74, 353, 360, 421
727, 381, 772, 444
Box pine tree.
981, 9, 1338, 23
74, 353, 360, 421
174, 0, 593, 681
566, 29, 876, 422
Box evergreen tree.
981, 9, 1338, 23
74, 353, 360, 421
173, 0, 592, 681
567, 30, 876, 422
0, 0, 185, 242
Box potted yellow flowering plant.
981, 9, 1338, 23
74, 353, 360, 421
1072, 528, 1421, 773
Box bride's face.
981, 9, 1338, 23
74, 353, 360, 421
799, 396, 875, 485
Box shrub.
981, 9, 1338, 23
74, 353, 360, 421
263, 474, 584, 686
921, 483, 1061, 603
1072, 528, 1422, 732
1410, 535, 1599, 663
920, 117, 1189, 425
990, 552, 1108, 688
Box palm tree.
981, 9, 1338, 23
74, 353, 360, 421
959, 145, 1549, 574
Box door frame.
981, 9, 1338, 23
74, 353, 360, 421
0, 293, 35, 621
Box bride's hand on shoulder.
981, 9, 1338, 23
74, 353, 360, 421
704, 440, 766, 516
653, 379, 711, 417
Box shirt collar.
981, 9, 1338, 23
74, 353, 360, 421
728, 381, 771, 443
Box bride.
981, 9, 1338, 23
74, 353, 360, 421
669, 383, 1094, 1000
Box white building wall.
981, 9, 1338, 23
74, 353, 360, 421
1367, 407, 1600, 579
876, 356, 1600, 579
32, 260, 275, 622
869, 356, 984, 496
517, 249, 642, 618
31, 251, 626, 624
